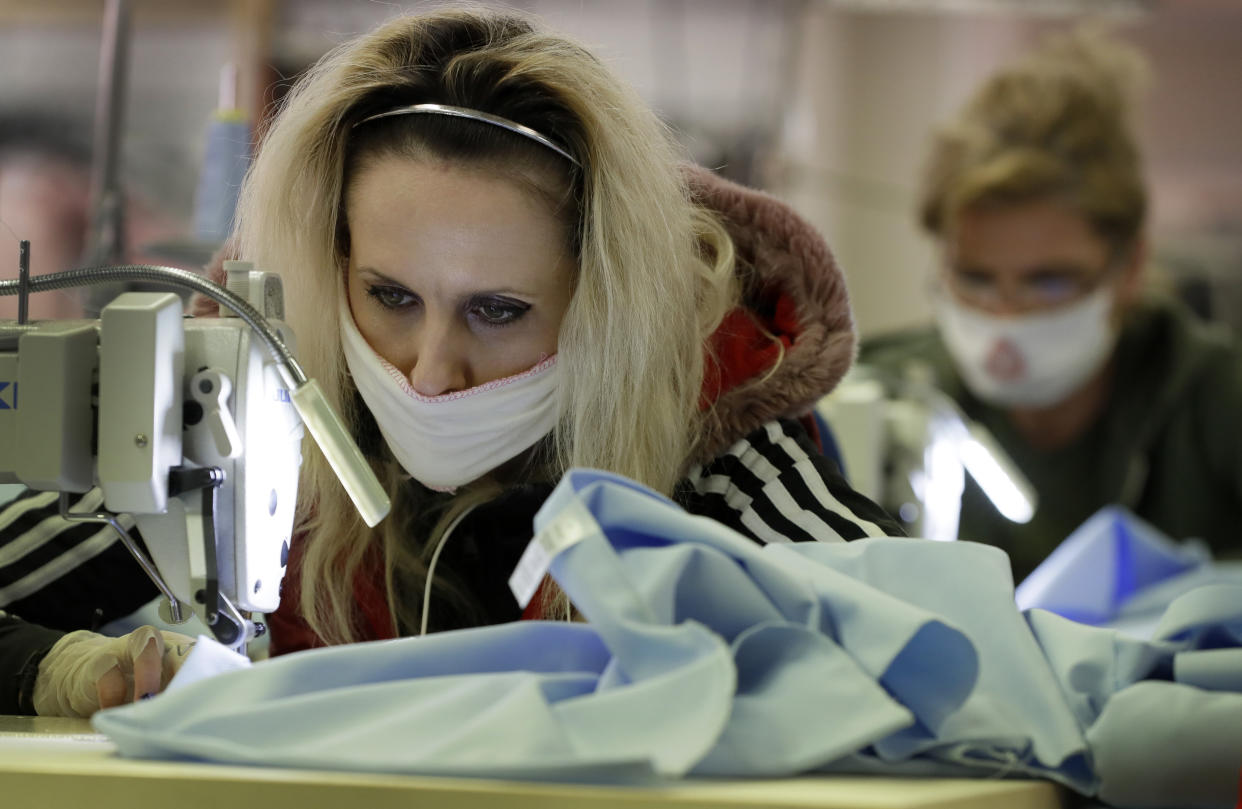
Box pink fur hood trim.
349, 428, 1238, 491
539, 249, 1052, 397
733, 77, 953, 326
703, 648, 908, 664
685, 164, 857, 461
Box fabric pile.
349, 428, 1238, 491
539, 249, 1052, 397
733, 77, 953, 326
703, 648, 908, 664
94, 469, 1242, 808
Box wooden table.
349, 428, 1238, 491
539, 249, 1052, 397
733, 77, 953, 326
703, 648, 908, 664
0, 715, 1065, 809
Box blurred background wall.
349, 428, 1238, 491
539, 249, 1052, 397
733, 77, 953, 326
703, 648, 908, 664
0, 0, 1238, 336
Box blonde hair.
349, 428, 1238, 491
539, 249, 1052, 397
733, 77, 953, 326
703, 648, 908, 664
920, 27, 1149, 254
234, 7, 736, 644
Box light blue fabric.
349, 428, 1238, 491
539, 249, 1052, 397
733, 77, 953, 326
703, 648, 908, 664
785, 539, 1092, 786
1088, 681, 1242, 809
1015, 506, 1212, 624
94, 470, 1242, 806
96, 620, 726, 781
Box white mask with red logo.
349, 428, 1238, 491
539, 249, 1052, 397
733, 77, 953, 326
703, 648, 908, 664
934, 285, 1118, 408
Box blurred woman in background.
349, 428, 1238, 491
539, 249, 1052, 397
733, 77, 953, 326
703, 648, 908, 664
863, 29, 1242, 582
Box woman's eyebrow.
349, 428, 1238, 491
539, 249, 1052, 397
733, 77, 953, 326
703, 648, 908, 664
354, 267, 409, 286
950, 262, 994, 276
357, 266, 540, 301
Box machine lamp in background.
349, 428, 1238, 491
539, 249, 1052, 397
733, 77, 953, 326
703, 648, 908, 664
959, 421, 1035, 524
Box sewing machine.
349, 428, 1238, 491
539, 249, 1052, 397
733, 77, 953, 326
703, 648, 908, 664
816, 362, 1037, 541
0, 252, 388, 652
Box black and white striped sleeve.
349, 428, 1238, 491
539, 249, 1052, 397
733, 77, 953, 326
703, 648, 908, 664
679, 417, 904, 544
0, 488, 156, 632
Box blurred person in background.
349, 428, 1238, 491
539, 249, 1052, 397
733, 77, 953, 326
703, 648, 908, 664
861, 29, 1242, 583
0, 110, 187, 320
0, 113, 95, 320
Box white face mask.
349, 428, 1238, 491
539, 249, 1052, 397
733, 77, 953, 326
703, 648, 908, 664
934, 285, 1119, 408
339, 303, 561, 492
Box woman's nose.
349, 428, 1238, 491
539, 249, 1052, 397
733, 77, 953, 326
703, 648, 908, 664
407, 325, 469, 397
983, 297, 1026, 317
973, 281, 1032, 317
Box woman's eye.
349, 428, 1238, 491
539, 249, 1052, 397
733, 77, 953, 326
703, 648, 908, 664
366, 285, 416, 310
1019, 272, 1087, 306
472, 299, 529, 326
1029, 275, 1079, 297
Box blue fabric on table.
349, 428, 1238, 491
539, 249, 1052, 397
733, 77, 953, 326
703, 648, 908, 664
94, 469, 1242, 807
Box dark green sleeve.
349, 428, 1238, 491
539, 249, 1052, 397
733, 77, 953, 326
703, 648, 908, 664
1211, 355, 1242, 502
0, 611, 64, 715
1192, 342, 1242, 559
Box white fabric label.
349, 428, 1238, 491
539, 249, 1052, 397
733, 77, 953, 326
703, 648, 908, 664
509, 502, 595, 609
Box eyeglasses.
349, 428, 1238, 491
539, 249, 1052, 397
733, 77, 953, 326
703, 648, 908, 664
940, 259, 1122, 312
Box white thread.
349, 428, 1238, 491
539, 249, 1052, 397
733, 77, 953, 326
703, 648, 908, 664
419, 502, 481, 636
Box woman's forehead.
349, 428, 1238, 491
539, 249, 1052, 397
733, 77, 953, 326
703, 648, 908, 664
948, 200, 1111, 273
346, 156, 573, 292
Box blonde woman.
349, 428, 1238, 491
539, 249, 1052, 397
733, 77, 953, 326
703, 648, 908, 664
232, 7, 900, 651
862, 30, 1242, 581
0, 5, 898, 696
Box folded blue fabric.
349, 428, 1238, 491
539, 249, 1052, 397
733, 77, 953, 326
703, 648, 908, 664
95, 470, 1242, 806
1016, 506, 1211, 624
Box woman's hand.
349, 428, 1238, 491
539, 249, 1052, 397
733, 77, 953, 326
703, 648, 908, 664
32, 625, 196, 717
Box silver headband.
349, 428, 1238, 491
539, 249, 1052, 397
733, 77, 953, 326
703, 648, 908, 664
353, 103, 579, 167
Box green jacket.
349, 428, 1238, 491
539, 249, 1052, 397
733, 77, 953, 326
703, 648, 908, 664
860, 297, 1242, 583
